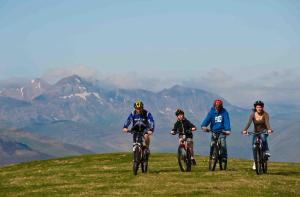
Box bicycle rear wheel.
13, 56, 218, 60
177, 146, 188, 172
141, 148, 149, 173
219, 158, 227, 170
262, 154, 268, 173
186, 149, 192, 172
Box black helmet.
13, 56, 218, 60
254, 100, 264, 108
175, 109, 184, 116
134, 99, 143, 109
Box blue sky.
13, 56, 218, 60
0, 0, 300, 106
1, 0, 299, 77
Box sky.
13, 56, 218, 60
0, 0, 300, 106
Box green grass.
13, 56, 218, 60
0, 153, 299, 196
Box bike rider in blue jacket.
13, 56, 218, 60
123, 100, 155, 154
201, 99, 231, 161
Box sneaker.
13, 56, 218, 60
252, 162, 256, 170
145, 148, 150, 155
265, 151, 271, 157
191, 158, 196, 165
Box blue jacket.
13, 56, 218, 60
123, 109, 155, 132
201, 107, 231, 133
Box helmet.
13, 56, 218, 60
134, 99, 143, 109
254, 100, 264, 108
175, 109, 184, 116
213, 99, 223, 107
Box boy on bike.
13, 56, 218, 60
201, 99, 231, 162
123, 100, 155, 154
171, 109, 197, 165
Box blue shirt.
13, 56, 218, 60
201, 107, 231, 133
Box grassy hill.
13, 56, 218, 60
0, 153, 299, 196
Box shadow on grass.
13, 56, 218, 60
269, 171, 300, 176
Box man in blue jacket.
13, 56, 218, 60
123, 100, 155, 154
201, 99, 231, 161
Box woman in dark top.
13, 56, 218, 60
171, 109, 197, 165
242, 100, 273, 168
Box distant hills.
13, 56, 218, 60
0, 75, 299, 165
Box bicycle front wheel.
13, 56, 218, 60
254, 147, 262, 175
178, 146, 188, 172
209, 146, 218, 171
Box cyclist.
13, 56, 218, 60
171, 109, 197, 165
201, 99, 231, 162
123, 100, 155, 154
242, 100, 272, 169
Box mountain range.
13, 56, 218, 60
0, 75, 299, 165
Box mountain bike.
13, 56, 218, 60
171, 131, 192, 172
244, 131, 269, 175
207, 130, 228, 171
128, 130, 149, 175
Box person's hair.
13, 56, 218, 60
253, 100, 265, 112
175, 109, 184, 116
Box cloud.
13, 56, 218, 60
182, 68, 300, 107
42, 65, 98, 83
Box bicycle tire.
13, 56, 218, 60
209, 145, 218, 171
219, 158, 227, 170
178, 146, 187, 172
262, 154, 268, 173
141, 149, 149, 173
133, 146, 141, 175
186, 148, 192, 172
254, 147, 262, 175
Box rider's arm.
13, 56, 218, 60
201, 111, 212, 129
223, 110, 231, 132
147, 112, 155, 132
264, 112, 272, 131
243, 112, 254, 131
171, 122, 178, 134
187, 119, 197, 131
123, 113, 133, 129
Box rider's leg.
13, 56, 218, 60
187, 138, 196, 165
220, 134, 227, 160
261, 133, 270, 156
187, 138, 194, 157
144, 133, 151, 149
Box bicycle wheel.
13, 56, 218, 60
254, 147, 262, 175
219, 158, 227, 170
186, 149, 192, 172
177, 146, 187, 172
209, 145, 218, 171
133, 146, 141, 175
141, 148, 149, 173
262, 154, 268, 173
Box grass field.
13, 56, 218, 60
0, 153, 299, 196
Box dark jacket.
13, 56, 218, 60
123, 109, 155, 132
172, 118, 196, 138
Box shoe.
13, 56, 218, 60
265, 151, 271, 157
252, 162, 256, 170
146, 148, 150, 155
191, 158, 196, 165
